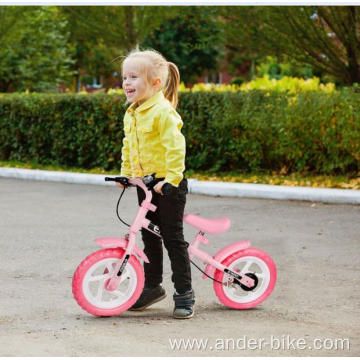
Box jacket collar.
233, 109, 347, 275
126, 90, 165, 114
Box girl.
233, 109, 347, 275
116, 48, 195, 319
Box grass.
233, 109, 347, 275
185, 169, 360, 190
1, 160, 359, 190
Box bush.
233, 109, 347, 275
0, 93, 127, 171
239, 75, 335, 94
230, 77, 245, 86
0, 89, 359, 175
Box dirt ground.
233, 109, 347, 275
0, 178, 359, 356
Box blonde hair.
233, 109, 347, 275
121, 48, 180, 109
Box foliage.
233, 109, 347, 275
105, 77, 336, 93
215, 6, 262, 78
256, 55, 320, 80
2, 6, 359, 93
217, 6, 360, 85
230, 77, 246, 86
0, 6, 34, 46
58, 6, 177, 91
140, 6, 222, 84
0, 89, 358, 176
263, 6, 360, 85
0, 6, 75, 92
0, 93, 127, 170
239, 75, 336, 94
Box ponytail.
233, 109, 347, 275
163, 62, 180, 109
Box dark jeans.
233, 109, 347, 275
136, 178, 192, 294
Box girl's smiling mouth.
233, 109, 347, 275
125, 89, 136, 95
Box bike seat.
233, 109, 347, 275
183, 214, 231, 235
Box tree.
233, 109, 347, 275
0, 6, 74, 92
218, 6, 360, 85
264, 6, 360, 85
100, 6, 178, 51
140, 6, 222, 85
58, 6, 109, 92
59, 6, 177, 91
0, 6, 33, 46
216, 6, 265, 79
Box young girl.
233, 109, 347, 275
116, 48, 195, 319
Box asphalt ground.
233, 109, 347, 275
0, 178, 359, 356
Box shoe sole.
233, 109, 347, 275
173, 308, 195, 319
173, 311, 195, 319
129, 293, 167, 311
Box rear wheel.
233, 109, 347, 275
72, 248, 144, 316
213, 247, 276, 309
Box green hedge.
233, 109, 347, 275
0, 90, 359, 174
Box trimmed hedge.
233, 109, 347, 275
0, 90, 359, 174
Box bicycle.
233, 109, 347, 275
72, 174, 277, 316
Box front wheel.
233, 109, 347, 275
72, 248, 144, 316
213, 247, 276, 309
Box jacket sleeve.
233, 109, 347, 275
158, 108, 186, 187
120, 123, 132, 178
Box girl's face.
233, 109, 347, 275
122, 59, 157, 105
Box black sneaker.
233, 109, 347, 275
129, 285, 166, 311
173, 289, 195, 319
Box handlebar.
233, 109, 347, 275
105, 176, 131, 187
105, 173, 174, 195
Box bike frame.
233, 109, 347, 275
99, 177, 255, 289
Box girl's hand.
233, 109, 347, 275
115, 176, 130, 188
154, 180, 166, 195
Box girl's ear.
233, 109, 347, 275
153, 78, 161, 87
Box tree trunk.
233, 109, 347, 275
124, 6, 137, 51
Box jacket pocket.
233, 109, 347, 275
140, 119, 155, 134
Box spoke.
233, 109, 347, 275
241, 260, 252, 274
118, 275, 127, 285
89, 274, 108, 282
256, 273, 266, 278
105, 260, 117, 274
112, 289, 126, 298
95, 282, 105, 302
231, 286, 246, 296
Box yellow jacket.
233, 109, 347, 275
120, 90, 186, 187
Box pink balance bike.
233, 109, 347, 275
72, 174, 277, 316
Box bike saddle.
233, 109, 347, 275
183, 214, 231, 235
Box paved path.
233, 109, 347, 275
0, 178, 359, 356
